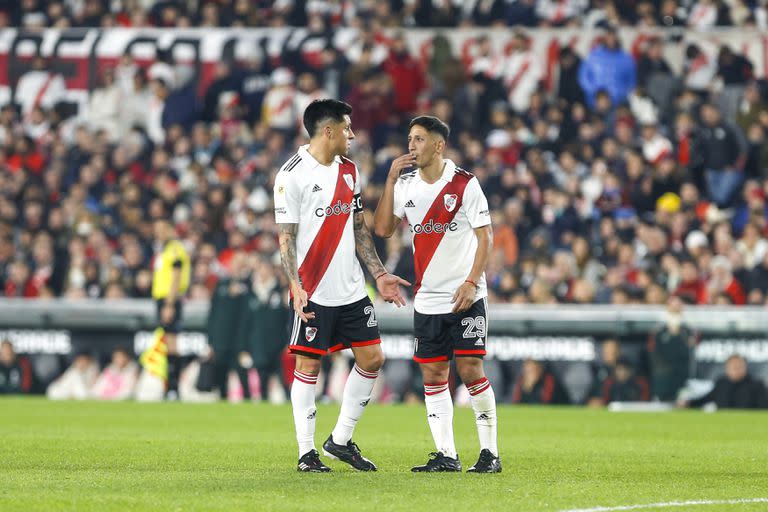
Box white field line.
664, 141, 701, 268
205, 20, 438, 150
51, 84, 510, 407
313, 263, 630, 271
559, 498, 768, 512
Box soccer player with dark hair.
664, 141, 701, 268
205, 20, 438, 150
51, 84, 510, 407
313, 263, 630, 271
374, 115, 500, 473
274, 99, 410, 472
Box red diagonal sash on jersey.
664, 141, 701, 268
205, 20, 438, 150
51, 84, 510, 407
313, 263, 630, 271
298, 160, 356, 299
413, 176, 471, 295
506, 58, 531, 93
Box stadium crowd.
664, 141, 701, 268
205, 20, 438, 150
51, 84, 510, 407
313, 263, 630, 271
1, 2, 768, 406
2, 0, 768, 30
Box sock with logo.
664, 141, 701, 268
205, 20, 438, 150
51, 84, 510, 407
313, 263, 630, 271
291, 369, 318, 457
424, 381, 457, 459
331, 364, 378, 445
467, 377, 498, 456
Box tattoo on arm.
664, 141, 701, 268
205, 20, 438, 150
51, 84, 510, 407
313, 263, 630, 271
278, 223, 300, 285
353, 212, 386, 278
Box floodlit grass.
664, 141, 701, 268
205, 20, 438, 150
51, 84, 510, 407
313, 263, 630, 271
1, 397, 767, 511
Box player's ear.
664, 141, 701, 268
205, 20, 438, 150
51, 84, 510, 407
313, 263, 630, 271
324, 124, 333, 138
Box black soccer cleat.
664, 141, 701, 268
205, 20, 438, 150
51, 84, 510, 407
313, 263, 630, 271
411, 452, 462, 472
467, 449, 502, 473
297, 449, 332, 473
322, 435, 377, 471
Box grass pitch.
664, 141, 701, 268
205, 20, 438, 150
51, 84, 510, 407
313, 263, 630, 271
1, 397, 767, 512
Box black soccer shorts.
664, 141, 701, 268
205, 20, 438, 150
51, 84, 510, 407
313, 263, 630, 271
288, 296, 381, 357
413, 298, 487, 363
156, 299, 183, 334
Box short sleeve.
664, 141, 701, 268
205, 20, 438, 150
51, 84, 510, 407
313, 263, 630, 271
392, 177, 406, 219
463, 177, 491, 228
273, 171, 300, 223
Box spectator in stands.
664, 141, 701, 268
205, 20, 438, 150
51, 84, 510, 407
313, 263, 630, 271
647, 296, 697, 401
699, 102, 748, 207
87, 68, 121, 142
91, 347, 139, 400
0, 339, 34, 394
597, 357, 651, 404
706, 255, 746, 305
381, 32, 427, 119
511, 359, 571, 404
577, 27, 636, 109
14, 55, 67, 117
46, 352, 99, 400
502, 31, 543, 114
262, 68, 296, 136
680, 354, 768, 409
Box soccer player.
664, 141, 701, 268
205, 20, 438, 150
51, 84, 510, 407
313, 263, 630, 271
373, 116, 501, 473
274, 99, 410, 472
150, 218, 191, 399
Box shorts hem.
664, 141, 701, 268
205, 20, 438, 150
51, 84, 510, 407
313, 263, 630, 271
289, 345, 326, 356
454, 349, 486, 356
350, 338, 381, 348
413, 355, 450, 363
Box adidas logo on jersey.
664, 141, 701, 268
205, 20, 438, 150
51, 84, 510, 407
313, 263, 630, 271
312, 184, 322, 192
475, 338, 485, 346
405, 200, 415, 207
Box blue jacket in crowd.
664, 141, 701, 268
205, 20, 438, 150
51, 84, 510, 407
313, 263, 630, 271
578, 46, 637, 109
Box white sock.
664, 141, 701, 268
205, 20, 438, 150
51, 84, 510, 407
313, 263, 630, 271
424, 381, 456, 459
291, 370, 318, 457
331, 364, 378, 445
467, 377, 498, 457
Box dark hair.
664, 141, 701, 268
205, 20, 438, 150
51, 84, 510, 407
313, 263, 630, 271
303, 99, 352, 138
409, 115, 450, 141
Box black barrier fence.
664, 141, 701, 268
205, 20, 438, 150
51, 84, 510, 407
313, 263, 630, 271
4, 327, 768, 384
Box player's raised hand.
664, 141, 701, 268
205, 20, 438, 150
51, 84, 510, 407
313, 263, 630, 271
376, 272, 411, 307
291, 285, 315, 322
386, 154, 417, 183
451, 281, 477, 313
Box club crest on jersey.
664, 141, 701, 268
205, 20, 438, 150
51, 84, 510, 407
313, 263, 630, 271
343, 174, 354, 191
444, 194, 458, 212
305, 327, 317, 342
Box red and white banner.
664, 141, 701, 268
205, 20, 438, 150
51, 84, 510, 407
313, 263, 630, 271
0, 27, 766, 109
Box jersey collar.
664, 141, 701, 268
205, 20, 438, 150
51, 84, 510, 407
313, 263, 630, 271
299, 144, 342, 169
415, 158, 456, 184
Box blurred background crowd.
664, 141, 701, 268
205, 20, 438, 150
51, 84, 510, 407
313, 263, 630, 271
1, 1, 768, 407
2, 0, 768, 30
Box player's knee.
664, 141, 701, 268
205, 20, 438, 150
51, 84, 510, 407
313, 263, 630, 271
295, 355, 321, 375
456, 357, 484, 382
360, 351, 385, 372
420, 364, 449, 384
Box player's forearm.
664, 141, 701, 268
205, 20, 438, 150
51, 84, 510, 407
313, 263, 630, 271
373, 180, 397, 238
278, 223, 301, 291
467, 226, 493, 284
354, 212, 387, 278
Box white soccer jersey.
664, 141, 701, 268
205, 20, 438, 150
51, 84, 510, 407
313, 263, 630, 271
393, 159, 491, 314
273, 144, 367, 307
